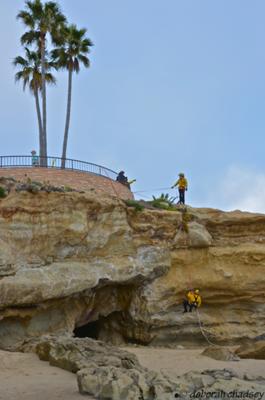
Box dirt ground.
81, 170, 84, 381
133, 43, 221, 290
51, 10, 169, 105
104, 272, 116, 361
1, 347, 265, 400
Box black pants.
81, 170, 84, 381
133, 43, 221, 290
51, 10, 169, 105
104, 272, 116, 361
178, 189, 185, 204
183, 300, 197, 313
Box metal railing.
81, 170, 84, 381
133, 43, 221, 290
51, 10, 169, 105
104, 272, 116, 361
0, 155, 118, 181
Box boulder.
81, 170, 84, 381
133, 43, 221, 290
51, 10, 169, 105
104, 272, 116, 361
36, 335, 143, 373
235, 341, 265, 360
187, 222, 213, 248
34, 336, 265, 400
35, 335, 180, 399
175, 369, 265, 395
77, 366, 150, 400
210, 377, 265, 392
201, 346, 240, 361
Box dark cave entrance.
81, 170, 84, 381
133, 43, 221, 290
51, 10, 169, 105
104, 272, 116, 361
74, 320, 101, 340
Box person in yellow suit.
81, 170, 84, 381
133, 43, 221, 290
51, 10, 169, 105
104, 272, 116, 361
183, 289, 202, 313
171, 173, 188, 205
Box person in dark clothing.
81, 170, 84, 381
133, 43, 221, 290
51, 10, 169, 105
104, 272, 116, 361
116, 171, 136, 190
116, 171, 128, 185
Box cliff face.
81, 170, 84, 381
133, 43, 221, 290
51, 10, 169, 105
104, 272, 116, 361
0, 183, 264, 349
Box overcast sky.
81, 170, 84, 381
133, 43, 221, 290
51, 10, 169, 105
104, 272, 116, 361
1, 1, 265, 212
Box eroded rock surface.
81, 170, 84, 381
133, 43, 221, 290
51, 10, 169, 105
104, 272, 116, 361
35, 335, 179, 400
0, 180, 264, 349
34, 336, 265, 400
236, 341, 265, 360
201, 346, 239, 361
177, 369, 265, 397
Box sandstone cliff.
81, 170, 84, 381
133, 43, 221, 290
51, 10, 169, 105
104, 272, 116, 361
0, 179, 264, 350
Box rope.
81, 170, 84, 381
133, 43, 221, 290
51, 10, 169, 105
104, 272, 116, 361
86, 174, 218, 348
87, 176, 223, 349
136, 193, 152, 200
103, 170, 133, 207
88, 174, 217, 348
186, 268, 193, 290
104, 169, 120, 198
196, 308, 220, 347
133, 187, 174, 194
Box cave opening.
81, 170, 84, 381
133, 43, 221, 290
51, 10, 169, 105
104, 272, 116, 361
74, 320, 101, 340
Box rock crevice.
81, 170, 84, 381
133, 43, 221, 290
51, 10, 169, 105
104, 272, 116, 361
0, 183, 264, 349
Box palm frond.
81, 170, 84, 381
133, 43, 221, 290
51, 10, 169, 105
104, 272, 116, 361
14, 45, 56, 94
78, 54, 90, 68
83, 38, 93, 47
15, 71, 25, 82
45, 1, 62, 14
21, 30, 40, 45
17, 10, 35, 28
15, 69, 31, 91
52, 24, 93, 73
45, 73, 56, 85
46, 59, 58, 71
45, 1, 67, 26
51, 47, 68, 69
26, 0, 42, 12
30, 72, 42, 91
13, 56, 28, 67
78, 28, 87, 37
73, 58, 80, 73
23, 75, 31, 91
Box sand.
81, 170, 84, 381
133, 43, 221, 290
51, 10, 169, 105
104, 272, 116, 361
0, 350, 94, 400
124, 346, 265, 380
1, 347, 265, 400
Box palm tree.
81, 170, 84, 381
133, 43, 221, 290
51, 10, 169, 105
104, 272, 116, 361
51, 24, 93, 168
13, 48, 56, 156
17, 0, 66, 163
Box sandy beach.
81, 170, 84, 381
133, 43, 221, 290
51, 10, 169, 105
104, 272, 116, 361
0, 350, 92, 400
1, 347, 265, 400
124, 346, 265, 380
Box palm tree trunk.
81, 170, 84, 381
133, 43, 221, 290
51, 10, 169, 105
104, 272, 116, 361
61, 68, 73, 169
34, 87, 43, 156
40, 32, 47, 166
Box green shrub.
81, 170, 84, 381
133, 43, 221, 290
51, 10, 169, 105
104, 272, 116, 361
63, 185, 74, 192
27, 184, 40, 194
125, 199, 144, 212
152, 200, 170, 209
151, 193, 177, 211
152, 193, 176, 204
31, 180, 42, 187
0, 186, 6, 198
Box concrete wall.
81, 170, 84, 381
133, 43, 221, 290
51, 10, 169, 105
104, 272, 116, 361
0, 168, 133, 200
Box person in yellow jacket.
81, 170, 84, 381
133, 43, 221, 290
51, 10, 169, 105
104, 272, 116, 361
171, 173, 188, 205
183, 289, 202, 313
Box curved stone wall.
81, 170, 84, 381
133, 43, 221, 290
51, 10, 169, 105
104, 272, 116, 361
0, 168, 133, 200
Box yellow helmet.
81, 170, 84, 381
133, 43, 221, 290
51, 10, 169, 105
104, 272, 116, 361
195, 289, 200, 294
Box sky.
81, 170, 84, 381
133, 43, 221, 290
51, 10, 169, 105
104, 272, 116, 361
1, 0, 265, 212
